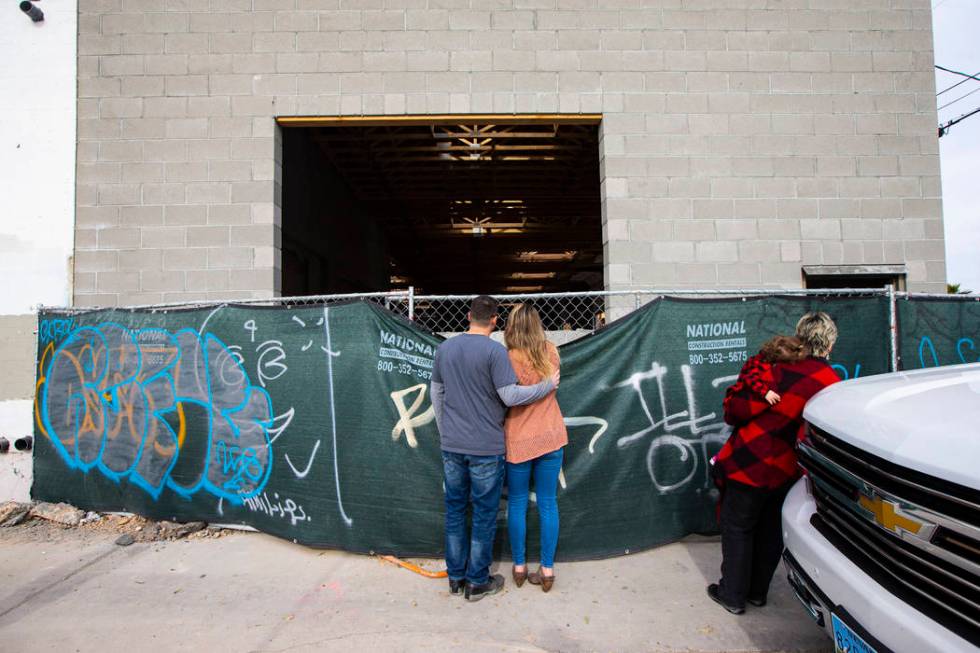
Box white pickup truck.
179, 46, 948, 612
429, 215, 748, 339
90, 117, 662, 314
782, 362, 980, 653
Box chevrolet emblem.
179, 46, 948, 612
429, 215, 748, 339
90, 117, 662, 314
858, 493, 925, 536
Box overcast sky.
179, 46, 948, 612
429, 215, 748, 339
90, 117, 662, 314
933, 0, 980, 292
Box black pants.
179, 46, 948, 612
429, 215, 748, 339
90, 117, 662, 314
717, 479, 793, 607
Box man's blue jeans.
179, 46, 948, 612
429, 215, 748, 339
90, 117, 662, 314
442, 451, 505, 586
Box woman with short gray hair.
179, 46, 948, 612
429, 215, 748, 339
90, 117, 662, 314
708, 311, 841, 614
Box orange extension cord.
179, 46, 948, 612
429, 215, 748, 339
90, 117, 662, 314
378, 555, 448, 578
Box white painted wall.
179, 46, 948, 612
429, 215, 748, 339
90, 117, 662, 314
0, 0, 77, 501
0, 0, 76, 312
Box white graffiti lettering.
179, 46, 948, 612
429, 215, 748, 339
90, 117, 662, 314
284, 439, 321, 480
598, 362, 730, 494
390, 383, 435, 449
243, 491, 310, 526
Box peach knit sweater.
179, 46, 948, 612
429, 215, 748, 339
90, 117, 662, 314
504, 343, 568, 464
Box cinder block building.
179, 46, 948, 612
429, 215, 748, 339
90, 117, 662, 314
0, 0, 947, 465
68, 0, 944, 305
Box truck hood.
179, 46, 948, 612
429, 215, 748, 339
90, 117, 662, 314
804, 362, 980, 492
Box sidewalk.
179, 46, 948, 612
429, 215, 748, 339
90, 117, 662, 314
0, 522, 830, 653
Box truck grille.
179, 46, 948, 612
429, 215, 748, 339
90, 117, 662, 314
798, 425, 980, 645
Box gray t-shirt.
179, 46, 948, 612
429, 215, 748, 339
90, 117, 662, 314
431, 334, 517, 456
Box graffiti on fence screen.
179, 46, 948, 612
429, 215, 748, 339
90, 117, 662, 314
917, 335, 978, 368
243, 491, 310, 525
31, 297, 899, 557
36, 323, 274, 503
611, 361, 731, 494
390, 384, 435, 449
38, 318, 74, 344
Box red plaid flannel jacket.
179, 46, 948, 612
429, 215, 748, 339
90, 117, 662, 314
716, 357, 841, 489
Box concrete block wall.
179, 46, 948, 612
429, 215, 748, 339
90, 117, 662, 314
74, 0, 946, 305
0, 316, 38, 406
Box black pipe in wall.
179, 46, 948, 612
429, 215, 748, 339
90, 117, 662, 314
0, 438, 8, 454
19, 1, 44, 22
14, 436, 32, 452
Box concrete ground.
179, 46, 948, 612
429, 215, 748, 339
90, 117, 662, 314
0, 523, 831, 653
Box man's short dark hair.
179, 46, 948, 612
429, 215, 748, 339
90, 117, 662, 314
469, 295, 498, 325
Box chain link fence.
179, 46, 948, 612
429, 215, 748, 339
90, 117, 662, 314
39, 286, 980, 377
402, 287, 900, 344
51, 291, 412, 318
55, 287, 899, 319
50, 285, 938, 350
406, 293, 607, 337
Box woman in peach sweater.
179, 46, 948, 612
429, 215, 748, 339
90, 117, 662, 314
503, 304, 568, 593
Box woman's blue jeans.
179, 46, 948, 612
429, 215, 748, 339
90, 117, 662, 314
506, 447, 563, 568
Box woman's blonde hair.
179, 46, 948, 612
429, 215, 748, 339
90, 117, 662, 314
504, 304, 553, 377
795, 311, 838, 357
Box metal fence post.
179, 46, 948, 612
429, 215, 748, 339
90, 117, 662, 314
887, 284, 899, 372
33, 304, 43, 403
408, 286, 415, 321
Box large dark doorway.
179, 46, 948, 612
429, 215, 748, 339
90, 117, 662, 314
279, 117, 603, 296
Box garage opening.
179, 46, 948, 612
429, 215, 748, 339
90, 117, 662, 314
277, 116, 603, 299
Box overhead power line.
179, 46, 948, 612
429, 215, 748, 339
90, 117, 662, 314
935, 65, 980, 96
939, 105, 980, 138
939, 85, 980, 111
936, 65, 980, 80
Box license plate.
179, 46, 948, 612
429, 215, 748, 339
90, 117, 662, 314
832, 613, 878, 653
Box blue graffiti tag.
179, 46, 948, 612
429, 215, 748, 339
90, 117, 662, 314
831, 362, 862, 381
957, 337, 978, 364
38, 318, 74, 344
38, 323, 273, 503
918, 335, 940, 368
913, 335, 978, 368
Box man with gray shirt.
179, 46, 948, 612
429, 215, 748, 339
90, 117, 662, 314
430, 296, 559, 601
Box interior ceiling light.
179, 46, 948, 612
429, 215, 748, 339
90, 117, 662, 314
449, 222, 526, 235
510, 272, 557, 280
435, 140, 454, 161
446, 216, 527, 236
505, 285, 545, 293
515, 251, 577, 262
454, 217, 490, 236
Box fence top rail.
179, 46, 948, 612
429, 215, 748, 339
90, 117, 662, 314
898, 292, 980, 300
37, 287, 903, 315
40, 290, 410, 314
413, 287, 892, 301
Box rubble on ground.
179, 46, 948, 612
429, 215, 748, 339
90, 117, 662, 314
30, 502, 84, 527
0, 502, 31, 527
131, 519, 207, 542
159, 520, 207, 539
0, 500, 231, 543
